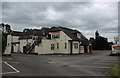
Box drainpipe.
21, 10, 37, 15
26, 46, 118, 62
89, 43, 92, 54
70, 41, 73, 55
79, 42, 81, 54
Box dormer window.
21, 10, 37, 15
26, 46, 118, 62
50, 32, 60, 39
52, 34, 60, 39
77, 33, 81, 39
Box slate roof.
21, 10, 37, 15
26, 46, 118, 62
50, 26, 89, 46
11, 31, 22, 36
59, 27, 89, 46
19, 29, 42, 39
10, 26, 89, 46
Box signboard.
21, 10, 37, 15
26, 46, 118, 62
50, 32, 60, 34
112, 46, 120, 48
114, 36, 119, 42
50, 32, 60, 39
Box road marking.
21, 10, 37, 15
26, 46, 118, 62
99, 66, 110, 69
48, 61, 56, 64
11, 62, 21, 64
7, 58, 13, 60
70, 65, 111, 69
2, 72, 19, 75
3, 61, 20, 75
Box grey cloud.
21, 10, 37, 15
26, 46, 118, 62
2, 2, 118, 41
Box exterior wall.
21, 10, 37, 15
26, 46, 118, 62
72, 41, 80, 54
12, 36, 19, 53
20, 40, 27, 53
12, 36, 19, 42
88, 46, 90, 53
84, 46, 89, 53
87, 46, 89, 53
5, 31, 89, 55
13, 44, 19, 52
79, 46, 84, 53
35, 31, 72, 54
19, 39, 33, 53
5, 35, 20, 53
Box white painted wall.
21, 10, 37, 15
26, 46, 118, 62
79, 46, 84, 53
35, 31, 74, 54
12, 36, 19, 42
13, 44, 19, 52
5, 31, 88, 55
72, 41, 80, 54
19, 39, 33, 53
12, 36, 19, 53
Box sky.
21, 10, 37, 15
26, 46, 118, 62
1, 1, 118, 42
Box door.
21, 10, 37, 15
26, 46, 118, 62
23, 46, 27, 54
84, 46, 88, 53
11, 45, 14, 53
89, 46, 92, 53
70, 41, 73, 55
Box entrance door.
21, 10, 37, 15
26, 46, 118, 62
23, 46, 27, 54
89, 46, 92, 53
84, 46, 88, 53
70, 42, 73, 55
11, 45, 14, 53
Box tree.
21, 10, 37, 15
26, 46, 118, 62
2, 23, 12, 34
2, 33, 7, 54
6, 24, 12, 33
91, 30, 110, 50
1, 23, 12, 55
95, 30, 99, 37
23, 29, 30, 32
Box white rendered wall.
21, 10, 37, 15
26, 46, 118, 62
72, 41, 80, 54
35, 31, 74, 54
79, 46, 84, 53
19, 39, 33, 53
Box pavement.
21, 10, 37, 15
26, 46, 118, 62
2, 51, 119, 76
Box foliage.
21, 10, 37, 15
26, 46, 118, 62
90, 31, 113, 50
107, 63, 120, 78
1, 23, 12, 55
2, 33, 7, 55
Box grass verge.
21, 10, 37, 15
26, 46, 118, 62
107, 63, 120, 78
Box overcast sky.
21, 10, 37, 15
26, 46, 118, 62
2, 2, 118, 42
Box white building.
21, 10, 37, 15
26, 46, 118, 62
4, 26, 92, 55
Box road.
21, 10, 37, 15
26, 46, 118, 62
2, 51, 119, 76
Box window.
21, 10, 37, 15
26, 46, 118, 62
65, 43, 67, 49
57, 43, 59, 49
74, 43, 78, 49
8, 43, 9, 46
77, 33, 81, 39
51, 44, 54, 50
52, 34, 60, 39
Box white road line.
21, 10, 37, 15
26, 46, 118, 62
99, 66, 110, 68
7, 58, 13, 60
48, 61, 56, 64
11, 62, 21, 64
70, 65, 111, 68
2, 72, 18, 75
3, 61, 20, 74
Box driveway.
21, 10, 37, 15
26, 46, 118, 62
2, 51, 119, 76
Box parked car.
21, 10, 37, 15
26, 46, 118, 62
109, 44, 120, 56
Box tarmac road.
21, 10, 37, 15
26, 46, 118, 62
2, 51, 119, 76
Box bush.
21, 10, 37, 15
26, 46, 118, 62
2, 33, 7, 55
